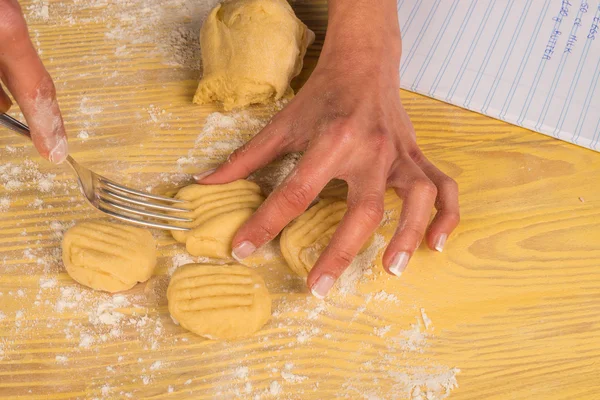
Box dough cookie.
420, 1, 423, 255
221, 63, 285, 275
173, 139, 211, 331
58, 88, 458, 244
193, 0, 314, 110
62, 221, 157, 293
171, 180, 264, 258
167, 263, 271, 340
280, 198, 374, 277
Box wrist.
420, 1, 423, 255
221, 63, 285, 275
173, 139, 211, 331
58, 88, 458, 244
321, 0, 402, 76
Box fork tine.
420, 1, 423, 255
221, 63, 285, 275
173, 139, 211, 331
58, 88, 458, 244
100, 198, 193, 223
100, 178, 186, 204
99, 188, 190, 213
97, 205, 190, 231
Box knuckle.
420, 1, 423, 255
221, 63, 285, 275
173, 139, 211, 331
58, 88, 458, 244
253, 221, 279, 241
401, 225, 426, 240
407, 147, 426, 165
328, 246, 355, 267
441, 176, 459, 194
413, 177, 438, 199
327, 118, 355, 144
445, 210, 461, 226
226, 147, 252, 176
356, 198, 384, 227
35, 75, 57, 100
369, 130, 392, 153
280, 182, 314, 212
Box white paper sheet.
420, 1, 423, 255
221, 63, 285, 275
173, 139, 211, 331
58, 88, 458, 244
398, 0, 600, 152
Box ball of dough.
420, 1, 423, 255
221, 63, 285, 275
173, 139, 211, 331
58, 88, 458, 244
170, 180, 264, 258
167, 263, 271, 340
193, 0, 315, 110
280, 198, 374, 277
62, 221, 157, 293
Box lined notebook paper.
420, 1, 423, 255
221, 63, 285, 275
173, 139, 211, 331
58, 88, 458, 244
398, 0, 600, 152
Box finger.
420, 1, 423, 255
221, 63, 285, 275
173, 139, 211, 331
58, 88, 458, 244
195, 115, 289, 184
382, 161, 437, 277
230, 145, 341, 260
306, 178, 385, 298
0, 2, 68, 163
0, 84, 12, 112
417, 158, 460, 252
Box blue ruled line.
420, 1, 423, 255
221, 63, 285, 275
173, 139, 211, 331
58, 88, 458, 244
482, 0, 534, 114
411, 0, 461, 91
464, 0, 516, 109
499, 0, 552, 120
428, 0, 477, 96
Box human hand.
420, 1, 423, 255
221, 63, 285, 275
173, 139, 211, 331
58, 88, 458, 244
196, 0, 459, 298
0, 0, 68, 163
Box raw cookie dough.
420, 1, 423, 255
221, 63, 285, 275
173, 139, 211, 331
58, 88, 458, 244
280, 198, 374, 278
62, 221, 157, 293
171, 180, 264, 258
167, 263, 271, 340
193, 0, 314, 110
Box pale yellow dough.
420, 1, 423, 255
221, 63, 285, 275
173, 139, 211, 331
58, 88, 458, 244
167, 263, 271, 340
170, 180, 264, 258
193, 0, 314, 110
280, 198, 374, 278
61, 221, 157, 293
280, 183, 403, 277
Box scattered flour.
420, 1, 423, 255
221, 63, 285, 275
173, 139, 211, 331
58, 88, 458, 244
55, 355, 68, 364
89, 295, 130, 326
0, 159, 65, 193
421, 308, 433, 330
77, 131, 90, 140
281, 371, 308, 384
0, 197, 9, 212
150, 361, 162, 371
269, 381, 282, 396
337, 234, 387, 295
39, 277, 58, 289
79, 334, 94, 348
234, 366, 249, 379
169, 253, 198, 276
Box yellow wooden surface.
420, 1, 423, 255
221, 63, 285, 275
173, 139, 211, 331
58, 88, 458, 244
1, 1, 600, 399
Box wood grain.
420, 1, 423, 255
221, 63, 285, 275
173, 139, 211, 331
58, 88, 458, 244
1, 1, 599, 399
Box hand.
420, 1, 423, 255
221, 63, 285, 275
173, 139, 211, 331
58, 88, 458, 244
0, 0, 68, 163
196, 0, 459, 298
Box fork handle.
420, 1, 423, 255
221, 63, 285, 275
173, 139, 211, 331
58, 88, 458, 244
0, 113, 32, 140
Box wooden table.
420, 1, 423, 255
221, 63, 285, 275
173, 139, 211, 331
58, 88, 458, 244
1, 1, 599, 398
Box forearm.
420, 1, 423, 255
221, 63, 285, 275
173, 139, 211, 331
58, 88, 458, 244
323, 0, 402, 76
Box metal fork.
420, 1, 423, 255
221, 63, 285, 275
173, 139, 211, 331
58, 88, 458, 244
0, 113, 191, 231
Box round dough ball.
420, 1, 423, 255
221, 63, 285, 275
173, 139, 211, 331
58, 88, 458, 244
280, 198, 374, 277
62, 221, 157, 293
170, 180, 264, 259
193, 0, 315, 110
167, 263, 271, 340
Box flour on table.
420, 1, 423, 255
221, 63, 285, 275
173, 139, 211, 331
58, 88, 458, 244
0, 197, 9, 212
336, 234, 386, 295
55, 355, 68, 364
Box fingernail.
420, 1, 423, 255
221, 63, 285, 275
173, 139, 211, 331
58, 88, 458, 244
311, 274, 336, 299
389, 252, 410, 277
231, 241, 256, 260
434, 233, 447, 252
48, 137, 68, 164
193, 168, 216, 181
